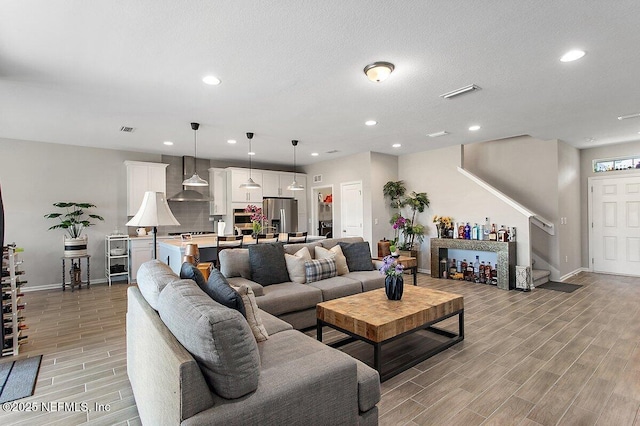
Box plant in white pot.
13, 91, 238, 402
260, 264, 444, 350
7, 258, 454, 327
45, 202, 104, 257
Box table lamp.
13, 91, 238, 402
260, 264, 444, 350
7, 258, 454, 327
126, 191, 180, 259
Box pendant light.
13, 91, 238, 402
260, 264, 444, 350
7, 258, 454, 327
239, 132, 261, 189
182, 122, 208, 186
287, 140, 304, 191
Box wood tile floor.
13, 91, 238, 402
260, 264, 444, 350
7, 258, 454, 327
1, 271, 639, 425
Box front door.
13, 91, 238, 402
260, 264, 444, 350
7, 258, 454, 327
340, 181, 363, 237
589, 174, 640, 276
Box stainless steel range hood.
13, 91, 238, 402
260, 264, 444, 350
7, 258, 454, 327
168, 156, 211, 202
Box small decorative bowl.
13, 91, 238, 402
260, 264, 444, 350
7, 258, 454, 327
110, 248, 126, 256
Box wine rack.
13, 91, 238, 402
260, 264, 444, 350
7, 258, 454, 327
2, 244, 28, 356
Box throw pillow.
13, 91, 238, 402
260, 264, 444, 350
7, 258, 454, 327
199, 268, 247, 317
304, 258, 337, 283
315, 245, 349, 275
180, 262, 207, 287
337, 241, 375, 271
284, 247, 311, 284
248, 243, 290, 285
231, 284, 269, 342
158, 280, 260, 399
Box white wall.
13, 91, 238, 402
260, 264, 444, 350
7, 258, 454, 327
557, 141, 582, 277
0, 138, 159, 289
370, 152, 399, 246
579, 139, 640, 267
399, 145, 531, 272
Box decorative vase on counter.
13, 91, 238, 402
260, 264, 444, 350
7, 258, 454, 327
64, 235, 88, 257
184, 243, 200, 265
217, 220, 226, 236
385, 275, 404, 300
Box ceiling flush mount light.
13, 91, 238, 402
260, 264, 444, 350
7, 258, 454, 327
287, 140, 305, 191
468, 125, 481, 131
239, 132, 261, 189
427, 131, 449, 138
617, 112, 640, 120
182, 122, 208, 187
363, 61, 395, 82
560, 50, 586, 62
365, 120, 377, 126
202, 75, 221, 85
227, 139, 236, 144
392, 143, 402, 148
163, 141, 174, 146
440, 84, 481, 99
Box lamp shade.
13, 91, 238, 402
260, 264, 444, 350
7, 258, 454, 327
126, 192, 180, 227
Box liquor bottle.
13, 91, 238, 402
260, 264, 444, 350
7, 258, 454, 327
466, 262, 474, 281
464, 223, 471, 239
449, 259, 457, 277
472, 223, 479, 240
452, 223, 458, 239
473, 256, 480, 282
498, 225, 507, 242
479, 261, 486, 283
461, 259, 468, 277
509, 227, 517, 242
485, 263, 492, 282
483, 217, 490, 240
489, 224, 497, 241
491, 263, 498, 284
457, 260, 462, 273
458, 224, 465, 239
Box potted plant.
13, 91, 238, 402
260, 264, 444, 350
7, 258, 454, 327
45, 202, 104, 257
244, 205, 266, 237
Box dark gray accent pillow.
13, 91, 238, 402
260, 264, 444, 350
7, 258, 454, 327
201, 269, 247, 317
337, 241, 374, 271
180, 262, 207, 287
248, 243, 290, 285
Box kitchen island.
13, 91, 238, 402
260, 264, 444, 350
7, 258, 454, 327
158, 234, 325, 274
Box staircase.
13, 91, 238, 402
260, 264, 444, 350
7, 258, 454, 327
532, 269, 550, 287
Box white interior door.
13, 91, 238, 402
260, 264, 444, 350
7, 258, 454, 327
340, 181, 363, 237
589, 174, 640, 276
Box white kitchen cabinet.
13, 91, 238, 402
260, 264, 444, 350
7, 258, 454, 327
262, 172, 281, 198
125, 161, 168, 215
129, 237, 169, 282
208, 167, 228, 215
294, 175, 308, 232
228, 168, 263, 203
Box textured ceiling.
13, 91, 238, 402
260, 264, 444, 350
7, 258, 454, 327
1, 1, 640, 167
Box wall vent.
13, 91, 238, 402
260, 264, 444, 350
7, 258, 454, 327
120, 126, 136, 132
313, 174, 323, 183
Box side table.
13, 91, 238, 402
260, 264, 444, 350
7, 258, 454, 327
61, 255, 91, 292
373, 256, 418, 286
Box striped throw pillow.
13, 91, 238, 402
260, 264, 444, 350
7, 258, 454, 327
304, 258, 337, 283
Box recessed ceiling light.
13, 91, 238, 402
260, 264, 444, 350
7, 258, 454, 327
469, 125, 481, 131
560, 50, 586, 62
202, 75, 221, 85
248, 151, 255, 156
163, 141, 173, 146
311, 152, 319, 156
227, 139, 237, 144
427, 131, 449, 138
365, 120, 377, 126
392, 143, 401, 148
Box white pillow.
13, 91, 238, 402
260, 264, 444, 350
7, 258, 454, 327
315, 245, 349, 275
284, 246, 311, 284
231, 284, 269, 342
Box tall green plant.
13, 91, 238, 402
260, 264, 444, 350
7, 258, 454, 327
383, 181, 406, 209
400, 191, 430, 250
45, 202, 104, 238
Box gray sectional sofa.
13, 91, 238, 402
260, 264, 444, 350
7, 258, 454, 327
127, 258, 381, 425
219, 236, 386, 329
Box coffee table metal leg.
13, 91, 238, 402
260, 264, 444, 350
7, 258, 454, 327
316, 320, 323, 342
413, 266, 417, 285
62, 258, 65, 291
459, 311, 464, 338
374, 343, 382, 374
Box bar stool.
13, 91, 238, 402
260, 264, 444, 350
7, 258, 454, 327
286, 231, 307, 243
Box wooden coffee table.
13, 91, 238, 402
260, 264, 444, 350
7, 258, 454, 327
373, 255, 418, 285
317, 286, 464, 381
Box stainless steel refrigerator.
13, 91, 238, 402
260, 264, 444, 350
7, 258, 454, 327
263, 198, 298, 234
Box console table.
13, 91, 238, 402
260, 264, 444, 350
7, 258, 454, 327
61, 255, 91, 292
430, 238, 516, 290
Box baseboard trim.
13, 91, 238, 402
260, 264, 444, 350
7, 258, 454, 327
22, 278, 111, 292
418, 268, 430, 274
559, 268, 588, 282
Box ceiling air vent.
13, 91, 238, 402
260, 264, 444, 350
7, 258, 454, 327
120, 126, 136, 132
326, 149, 339, 154
439, 84, 481, 99
313, 175, 323, 183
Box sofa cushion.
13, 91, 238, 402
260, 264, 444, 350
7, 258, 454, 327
321, 237, 364, 249
355, 359, 381, 412
283, 242, 322, 258
227, 276, 264, 297
231, 284, 269, 342
257, 282, 323, 316
158, 279, 260, 399
307, 275, 362, 301
305, 258, 337, 283
180, 262, 207, 287
258, 309, 293, 335
315, 245, 349, 275
338, 241, 374, 272
284, 247, 311, 284
198, 268, 246, 317
248, 243, 290, 285
344, 270, 386, 292
219, 248, 251, 279
136, 260, 179, 310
